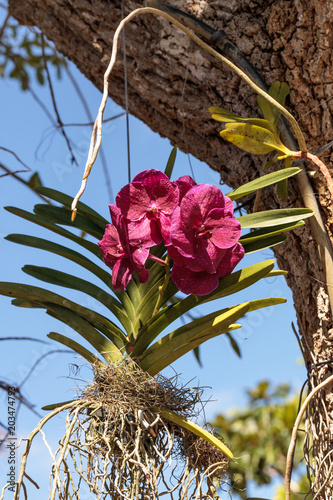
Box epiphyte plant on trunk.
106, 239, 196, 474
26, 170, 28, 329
0, 147, 312, 500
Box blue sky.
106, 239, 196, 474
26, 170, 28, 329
0, 27, 307, 499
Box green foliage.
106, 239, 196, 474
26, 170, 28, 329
212, 381, 312, 499
0, 14, 66, 89
210, 82, 297, 199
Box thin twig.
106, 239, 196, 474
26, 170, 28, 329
285, 374, 333, 500
0, 146, 31, 172
0, 10, 10, 45
40, 34, 78, 165
0, 163, 52, 204
0, 337, 49, 343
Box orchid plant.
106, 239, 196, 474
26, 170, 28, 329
0, 151, 312, 380
0, 146, 314, 499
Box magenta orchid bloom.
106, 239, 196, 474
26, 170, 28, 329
98, 206, 149, 291
99, 171, 244, 295
168, 184, 244, 294
116, 169, 179, 246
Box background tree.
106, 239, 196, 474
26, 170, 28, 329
3, 0, 333, 497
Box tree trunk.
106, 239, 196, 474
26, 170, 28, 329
9, 0, 333, 496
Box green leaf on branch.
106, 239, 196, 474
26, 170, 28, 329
4, 207, 102, 259
34, 204, 104, 239
238, 208, 313, 228
240, 220, 304, 244
220, 123, 291, 156
257, 81, 290, 126
226, 167, 301, 200
0, 282, 127, 350
209, 106, 277, 134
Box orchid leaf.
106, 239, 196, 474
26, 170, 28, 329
133, 260, 276, 356
164, 146, 177, 179
209, 107, 276, 134
33, 204, 104, 240
5, 233, 113, 287
22, 265, 132, 334
47, 332, 104, 365
46, 305, 123, 364
226, 167, 301, 201
154, 408, 233, 459
42, 400, 76, 411
142, 296, 286, 374
5, 207, 102, 258
220, 123, 291, 156
240, 221, 304, 244
257, 81, 290, 125
238, 208, 313, 228
193, 346, 202, 366
0, 282, 127, 349
226, 332, 241, 357
35, 186, 109, 228
140, 302, 249, 374
242, 234, 287, 254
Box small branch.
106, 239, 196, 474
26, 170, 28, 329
0, 163, 52, 204
0, 146, 31, 172
285, 374, 333, 500
40, 34, 77, 166
0, 10, 10, 45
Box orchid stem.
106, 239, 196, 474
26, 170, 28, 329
153, 256, 170, 314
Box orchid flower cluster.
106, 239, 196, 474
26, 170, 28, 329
98, 169, 244, 295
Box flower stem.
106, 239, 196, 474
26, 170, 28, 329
153, 256, 170, 315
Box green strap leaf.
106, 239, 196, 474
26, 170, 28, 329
164, 146, 177, 179
132, 260, 276, 356
226, 167, 301, 201
140, 298, 285, 374
34, 204, 105, 240
0, 282, 127, 349
5, 206, 102, 258
238, 208, 313, 228
22, 265, 132, 334
240, 221, 304, 244
35, 186, 109, 228
47, 332, 104, 365
220, 122, 291, 156
5, 233, 113, 288
42, 400, 76, 411
209, 106, 277, 135
46, 305, 123, 364
141, 303, 249, 375
242, 234, 287, 254
154, 408, 233, 459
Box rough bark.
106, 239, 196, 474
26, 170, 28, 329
9, 0, 333, 496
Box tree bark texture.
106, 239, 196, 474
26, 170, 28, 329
9, 0, 333, 496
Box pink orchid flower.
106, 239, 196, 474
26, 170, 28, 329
116, 169, 179, 246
